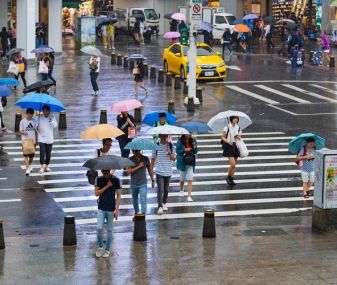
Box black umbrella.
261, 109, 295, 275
83, 155, 135, 170
23, 79, 55, 94
164, 13, 173, 20
97, 18, 118, 31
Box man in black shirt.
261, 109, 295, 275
94, 169, 122, 258
117, 111, 135, 158
278, 22, 288, 57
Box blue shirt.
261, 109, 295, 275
299, 147, 315, 173
95, 176, 121, 212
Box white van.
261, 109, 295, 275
128, 8, 160, 34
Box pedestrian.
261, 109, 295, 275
151, 134, 176, 215
256, 16, 264, 40
11, 23, 16, 48
170, 19, 178, 32
117, 111, 135, 158
221, 116, 241, 186
13, 52, 27, 88
0, 27, 9, 58
153, 112, 169, 143
127, 149, 155, 215
94, 169, 121, 258
0, 96, 8, 132
47, 52, 57, 86
264, 23, 274, 49
19, 108, 37, 176
101, 25, 108, 48
133, 18, 141, 44
106, 22, 115, 49
278, 22, 288, 56
37, 105, 58, 174
93, 138, 113, 158
319, 31, 330, 67
220, 28, 232, 59
89, 54, 100, 96
139, 19, 145, 44
133, 58, 148, 95
176, 134, 198, 201
203, 30, 212, 46
296, 138, 316, 198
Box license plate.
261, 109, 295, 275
205, 71, 214, 77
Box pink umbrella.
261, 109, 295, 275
163, 31, 181, 39
111, 99, 142, 113
171, 13, 186, 21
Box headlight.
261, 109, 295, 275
218, 62, 226, 68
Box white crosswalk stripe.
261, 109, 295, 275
1, 131, 312, 225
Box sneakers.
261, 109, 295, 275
39, 167, 45, 174
163, 204, 168, 211
157, 207, 163, 215
180, 190, 184, 197
187, 196, 193, 202
25, 166, 32, 176
286, 60, 291, 64
95, 247, 104, 258
45, 167, 52, 172
102, 250, 110, 258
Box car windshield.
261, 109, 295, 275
144, 9, 158, 20
227, 16, 237, 25
183, 46, 216, 56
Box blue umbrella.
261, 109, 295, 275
128, 54, 147, 60
243, 14, 258, 20
15, 92, 65, 112
0, 78, 19, 87
232, 19, 244, 25
288, 133, 326, 154
178, 121, 212, 133
125, 138, 160, 151
31, 46, 54, 54
143, 110, 177, 126
0, 86, 14, 97
201, 22, 212, 33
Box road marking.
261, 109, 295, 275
226, 85, 280, 104
268, 104, 298, 116
282, 84, 337, 103
0, 199, 21, 203
226, 65, 242, 71
310, 84, 337, 96
208, 80, 337, 84
255, 85, 310, 103
75, 207, 312, 224
0, 178, 7, 181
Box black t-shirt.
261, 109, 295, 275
95, 176, 121, 211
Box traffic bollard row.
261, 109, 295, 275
174, 75, 181, 90
150, 66, 156, 79
183, 80, 188, 95
123, 56, 128, 68
117, 54, 123, 66
330, 56, 335, 68
134, 107, 142, 123
187, 97, 194, 112
0, 220, 5, 250
202, 210, 216, 238
158, 69, 164, 83
168, 100, 175, 114
133, 213, 147, 241
196, 87, 203, 103
165, 72, 172, 87
63, 216, 77, 246
14, 112, 22, 131
111, 53, 116, 65
59, 111, 67, 129
99, 109, 107, 124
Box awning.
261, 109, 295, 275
63, 0, 82, 9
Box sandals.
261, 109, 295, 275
303, 192, 309, 199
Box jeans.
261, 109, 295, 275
222, 43, 232, 57
0, 112, 4, 128
118, 135, 130, 158
156, 174, 171, 208
15, 72, 27, 87
41, 73, 48, 81
97, 209, 114, 251
90, 71, 99, 91
131, 183, 148, 214
39, 142, 53, 165
47, 68, 56, 84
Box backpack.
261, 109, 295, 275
86, 149, 101, 185
1, 96, 7, 107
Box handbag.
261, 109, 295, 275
132, 67, 140, 75
22, 138, 35, 155
235, 139, 249, 158
38, 61, 48, 74
183, 152, 196, 166
7, 61, 18, 75
128, 127, 137, 139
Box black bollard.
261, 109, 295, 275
111, 53, 116, 65
309, 51, 314, 62
133, 213, 147, 241
174, 75, 181, 90
14, 112, 22, 131
63, 216, 77, 246
99, 109, 107, 124
202, 210, 216, 238
187, 97, 194, 112
129, 59, 135, 70
0, 220, 5, 250
158, 69, 164, 83
117, 54, 123, 66
143, 63, 149, 77
168, 100, 175, 114
196, 87, 203, 103
183, 80, 188, 95
123, 56, 128, 68
134, 107, 142, 123
165, 73, 172, 87
330, 56, 335, 68
58, 111, 67, 129
150, 66, 156, 79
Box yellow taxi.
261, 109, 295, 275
163, 42, 226, 80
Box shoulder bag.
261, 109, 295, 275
38, 61, 49, 74
22, 138, 35, 155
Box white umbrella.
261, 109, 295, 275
276, 19, 295, 25
207, 110, 252, 133
80, 46, 102, 57
147, 125, 189, 135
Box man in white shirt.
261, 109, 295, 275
264, 23, 275, 49
93, 138, 114, 177
37, 105, 58, 174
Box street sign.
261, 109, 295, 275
190, 0, 202, 33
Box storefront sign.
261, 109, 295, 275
251, 3, 261, 15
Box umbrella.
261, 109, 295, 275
243, 14, 258, 20
125, 138, 160, 151
111, 99, 142, 113
31, 46, 54, 54
15, 92, 65, 112
128, 54, 147, 60
143, 110, 177, 126
81, 124, 124, 140
80, 46, 102, 57
23, 79, 55, 94
7, 48, 24, 57
148, 125, 189, 136
163, 31, 181, 39
0, 86, 14, 97
288, 133, 326, 155
0, 78, 19, 87
201, 22, 212, 33
97, 17, 118, 30
232, 19, 244, 25
276, 19, 295, 25
171, 12, 186, 21
207, 111, 252, 133
178, 121, 212, 133
164, 13, 173, 20
264, 16, 275, 23
83, 155, 135, 170
234, 24, 250, 33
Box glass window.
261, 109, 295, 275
226, 16, 236, 25
169, 45, 181, 54
144, 9, 158, 20
132, 10, 144, 16
215, 16, 226, 24
183, 46, 216, 56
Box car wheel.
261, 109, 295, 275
180, 66, 185, 80
164, 60, 169, 73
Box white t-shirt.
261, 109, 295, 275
264, 25, 271, 35
20, 118, 37, 143
37, 115, 58, 144
223, 124, 241, 143
89, 56, 100, 73
92, 148, 114, 158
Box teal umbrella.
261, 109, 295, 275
125, 139, 159, 151
288, 133, 325, 154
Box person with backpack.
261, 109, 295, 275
151, 134, 176, 215
221, 28, 232, 58
221, 116, 241, 186
89, 55, 100, 96
117, 111, 135, 158
13, 52, 27, 88
176, 134, 198, 201
278, 22, 288, 57
296, 138, 316, 198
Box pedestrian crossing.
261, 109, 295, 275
0, 131, 312, 225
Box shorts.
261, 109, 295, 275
180, 166, 194, 181
23, 153, 35, 158
301, 171, 314, 183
